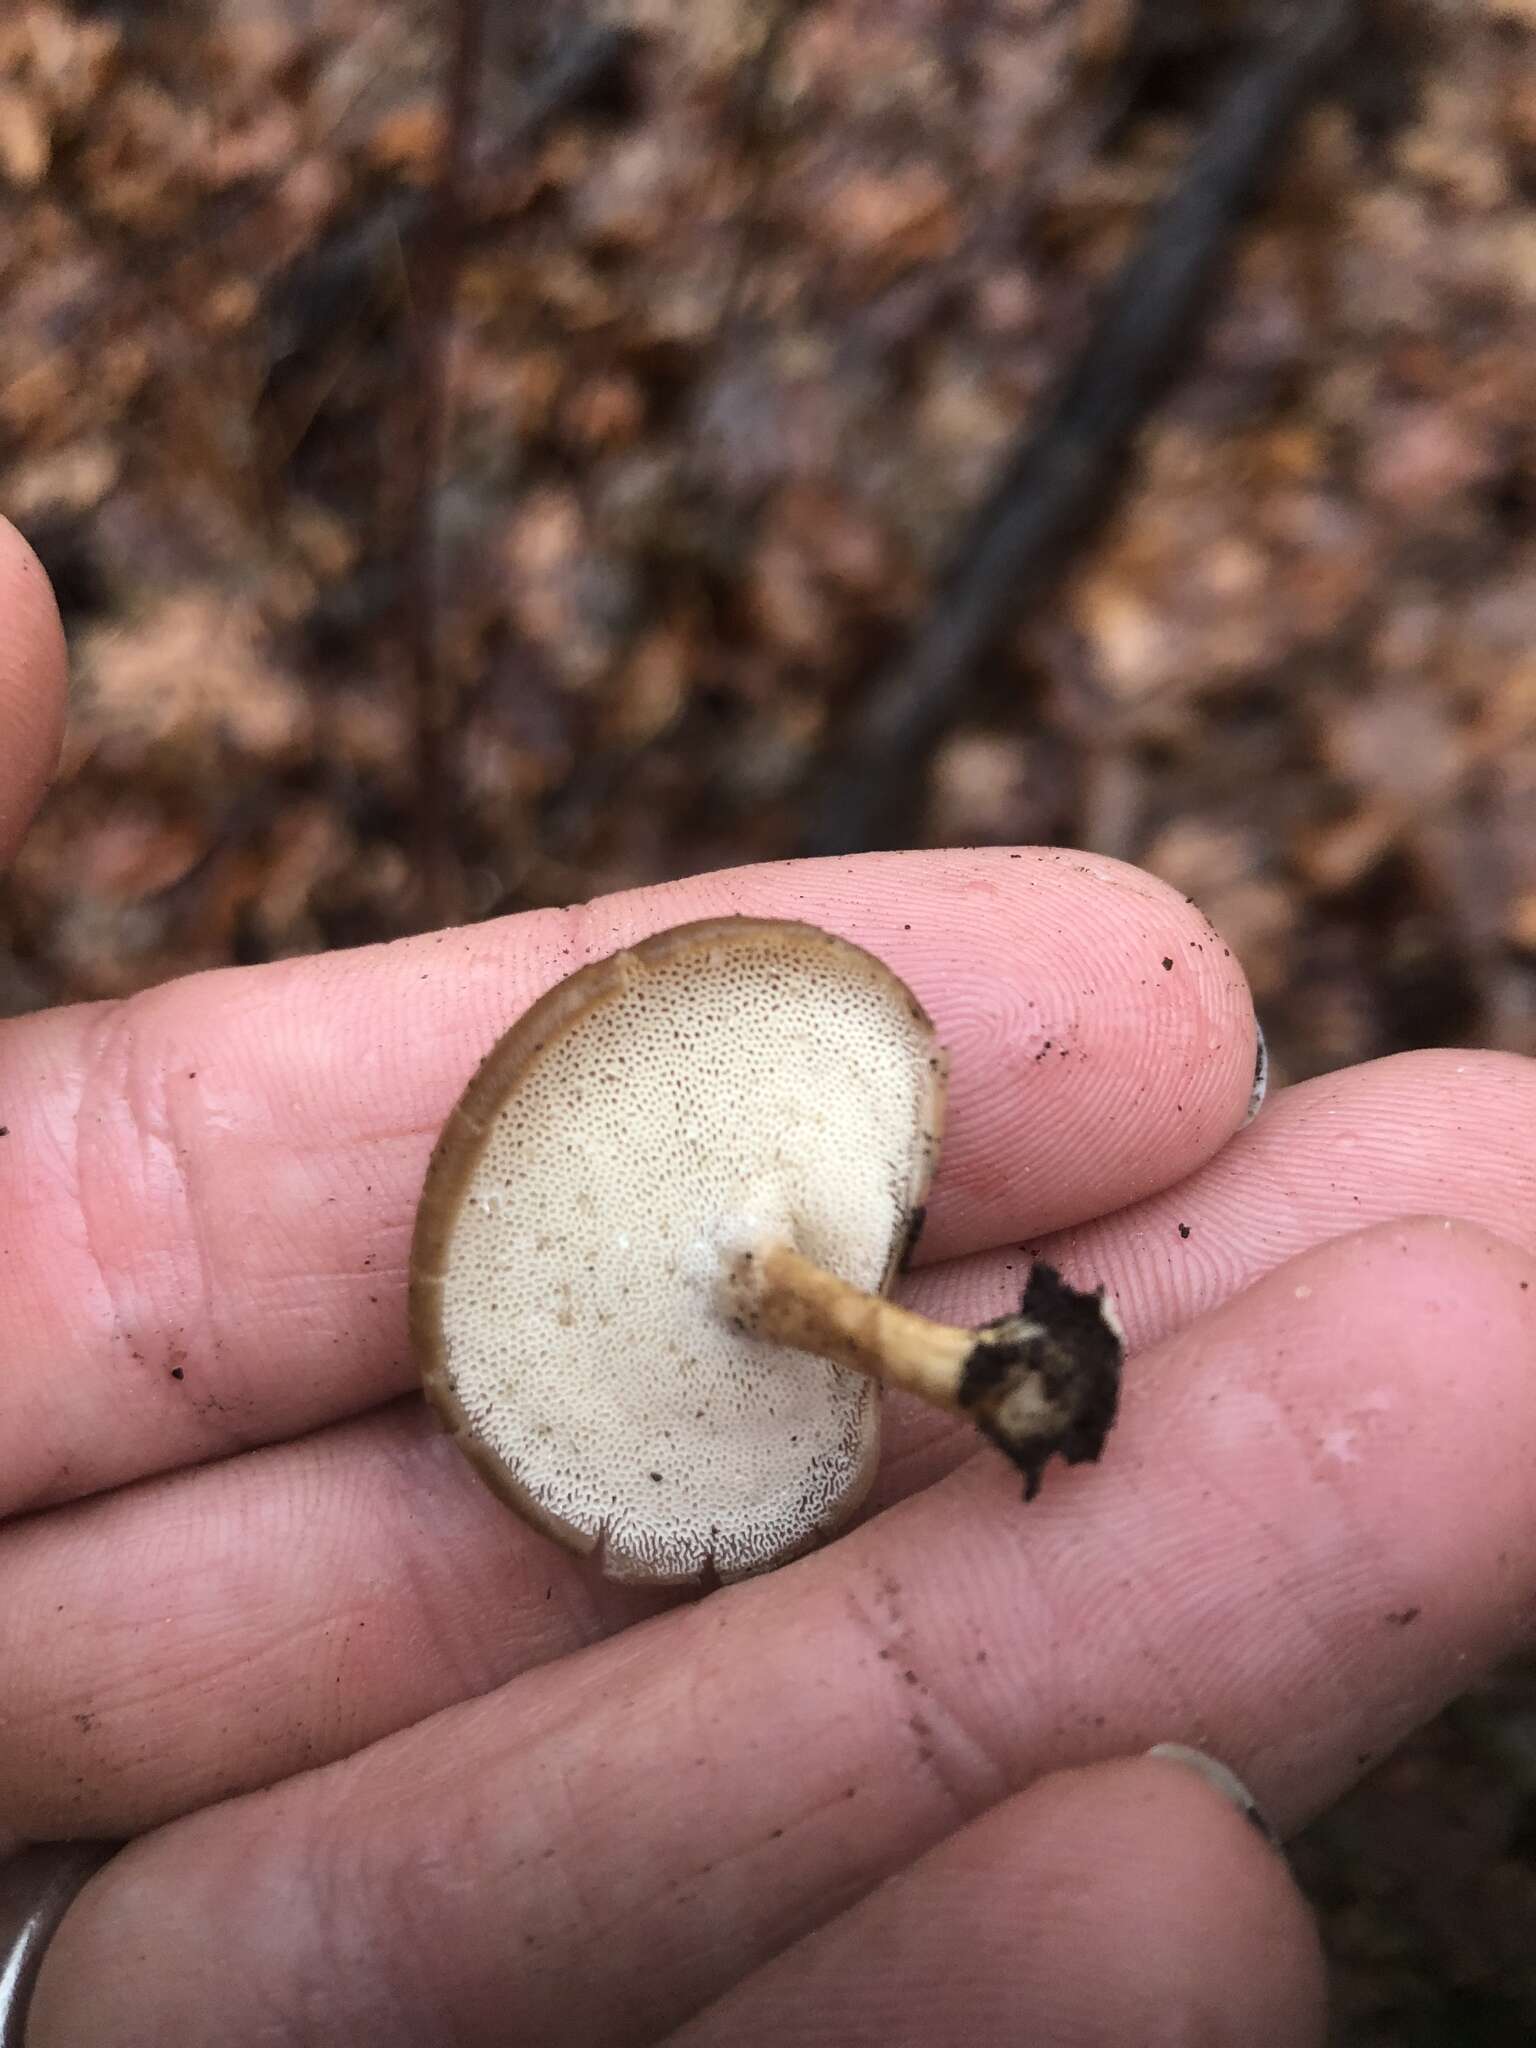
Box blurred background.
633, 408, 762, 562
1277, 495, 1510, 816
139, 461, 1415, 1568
0, 0, 1532, 2036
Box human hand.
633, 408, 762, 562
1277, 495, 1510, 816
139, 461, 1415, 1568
3, 517, 1533, 2047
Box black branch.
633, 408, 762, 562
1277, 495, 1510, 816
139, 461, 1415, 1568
801, 0, 1360, 858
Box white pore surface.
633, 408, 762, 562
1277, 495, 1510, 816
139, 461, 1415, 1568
437, 930, 935, 1580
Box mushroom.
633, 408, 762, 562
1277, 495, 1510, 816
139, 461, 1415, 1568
410, 917, 1123, 1584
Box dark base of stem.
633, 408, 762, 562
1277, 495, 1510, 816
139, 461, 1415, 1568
958, 1264, 1125, 1501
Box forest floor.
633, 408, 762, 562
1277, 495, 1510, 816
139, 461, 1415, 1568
2, 1, 1534, 2036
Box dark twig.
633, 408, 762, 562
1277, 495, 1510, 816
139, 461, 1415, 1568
800, 0, 1359, 858
264, 24, 634, 378
709, 0, 819, 339
403, 0, 486, 933
476, 20, 635, 183
396, 17, 635, 932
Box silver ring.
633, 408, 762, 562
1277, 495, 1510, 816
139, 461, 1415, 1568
0, 1844, 117, 2048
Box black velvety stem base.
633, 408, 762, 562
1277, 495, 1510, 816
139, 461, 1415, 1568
957, 1265, 1125, 1500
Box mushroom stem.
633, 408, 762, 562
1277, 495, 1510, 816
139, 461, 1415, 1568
726, 1243, 974, 1402
724, 1242, 1126, 1500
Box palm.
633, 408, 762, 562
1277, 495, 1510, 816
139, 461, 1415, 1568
4, 521, 1534, 2047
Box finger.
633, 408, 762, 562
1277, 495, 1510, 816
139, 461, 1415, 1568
876, 1044, 1536, 1500
0, 517, 66, 866
8, 1049, 1534, 1836
1044, 1045, 1536, 1360
668, 1752, 1325, 2048
25, 1220, 1536, 2046
0, 849, 1255, 1515
0, 1402, 679, 1835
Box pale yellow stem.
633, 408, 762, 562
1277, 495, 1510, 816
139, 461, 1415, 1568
723, 1241, 1000, 1411
723, 1239, 1124, 1501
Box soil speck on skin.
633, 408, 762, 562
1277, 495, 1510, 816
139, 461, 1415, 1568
1385, 1607, 1422, 1627
908, 1712, 935, 1765
1161, 957, 1174, 971
1178, 1223, 1191, 1240
0, 1128, 8, 1137
170, 1366, 185, 1379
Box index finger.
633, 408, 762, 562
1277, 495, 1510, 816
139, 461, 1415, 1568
0, 849, 1256, 1515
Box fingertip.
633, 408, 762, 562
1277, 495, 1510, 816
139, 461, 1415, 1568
1145, 1739, 1281, 1846
1009, 1753, 1327, 2045
0, 517, 68, 866
726, 847, 1262, 1249
1328, 1213, 1536, 1351
675, 1751, 1327, 2048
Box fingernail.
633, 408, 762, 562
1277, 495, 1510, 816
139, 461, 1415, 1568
1244, 1020, 1268, 1126
1146, 1742, 1282, 1850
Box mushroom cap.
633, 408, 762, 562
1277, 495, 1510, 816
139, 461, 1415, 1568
409, 917, 945, 1584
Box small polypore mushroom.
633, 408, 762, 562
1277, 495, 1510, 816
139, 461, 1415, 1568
410, 917, 1123, 1585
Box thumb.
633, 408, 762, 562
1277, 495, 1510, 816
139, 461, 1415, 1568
668, 1746, 1327, 2048
0, 516, 67, 1858
0, 519, 67, 869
